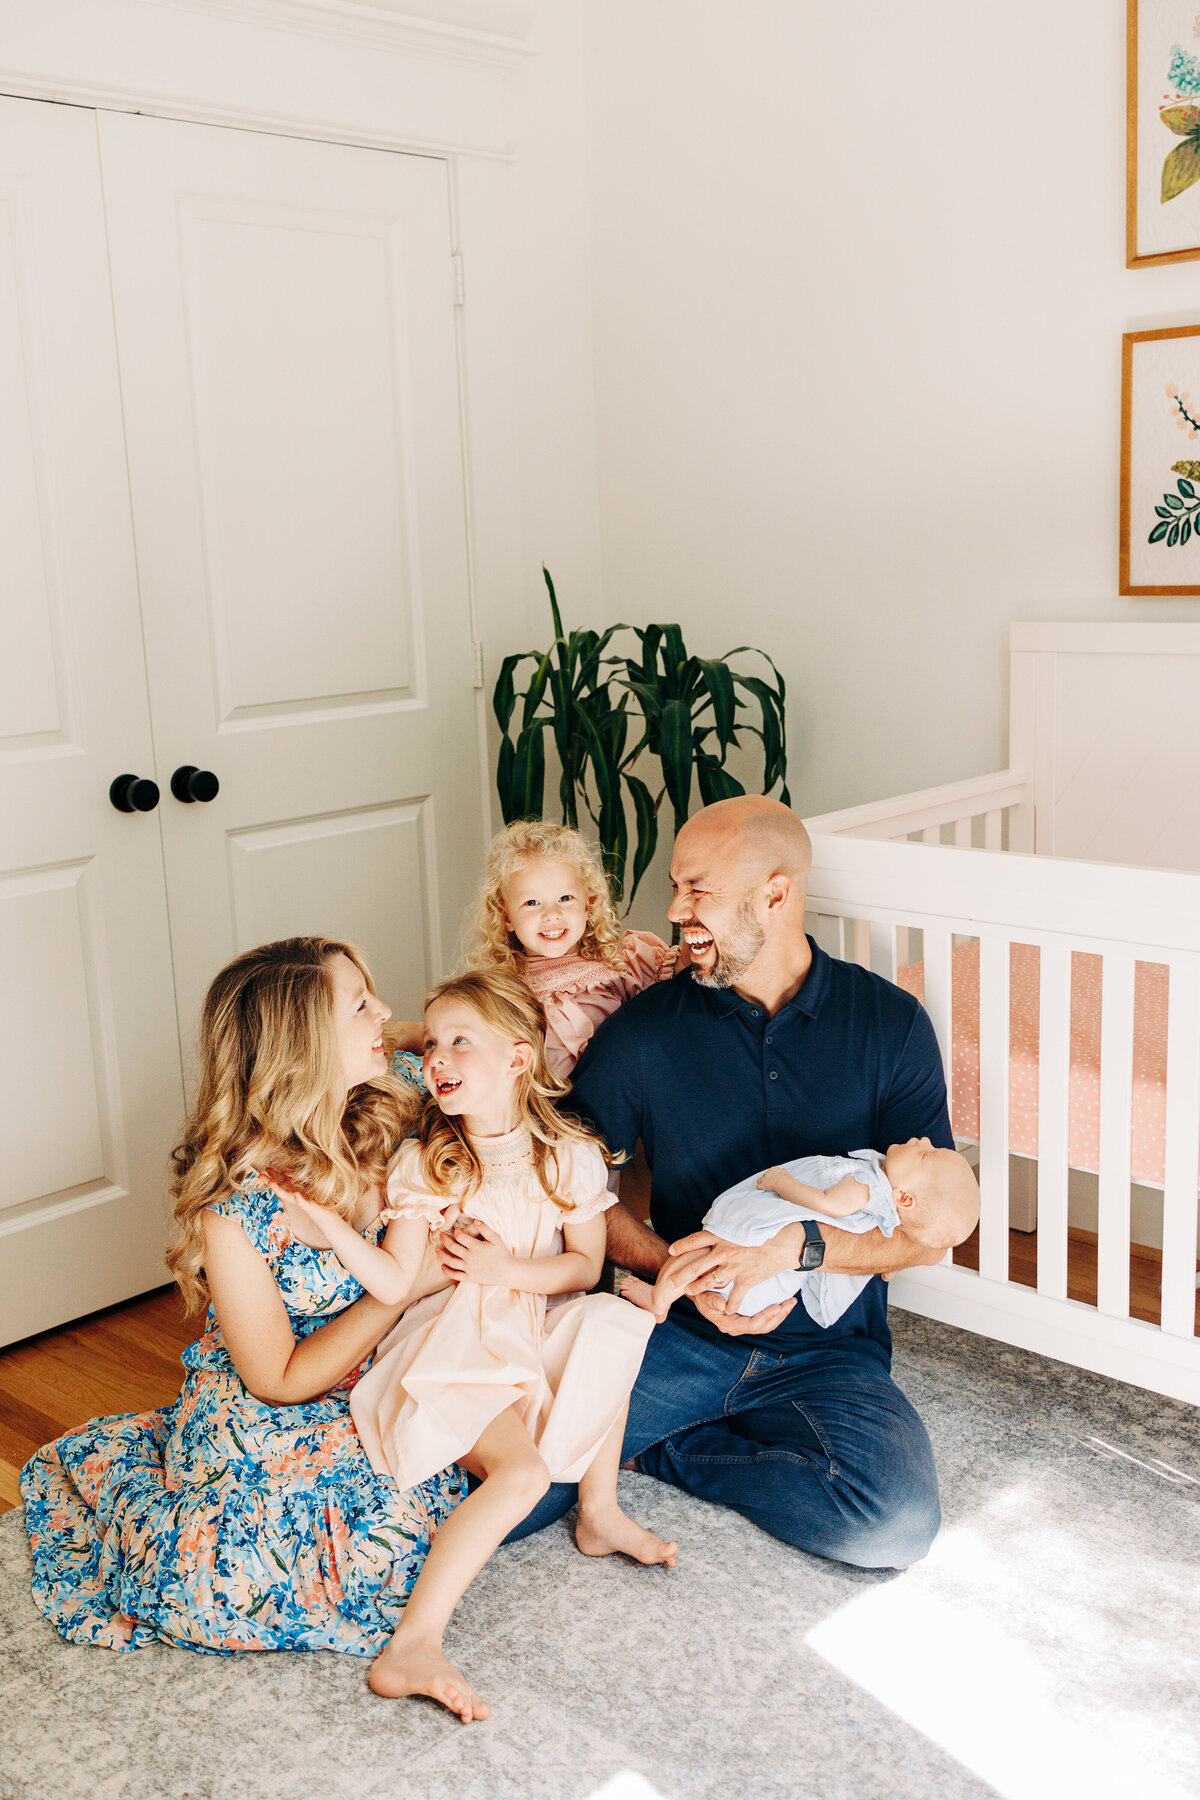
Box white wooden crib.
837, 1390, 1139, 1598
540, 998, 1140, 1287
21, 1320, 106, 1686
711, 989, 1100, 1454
804, 623, 1200, 1406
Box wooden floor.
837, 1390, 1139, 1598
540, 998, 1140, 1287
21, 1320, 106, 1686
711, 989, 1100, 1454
0, 1287, 202, 1516
3, 1161, 1194, 1519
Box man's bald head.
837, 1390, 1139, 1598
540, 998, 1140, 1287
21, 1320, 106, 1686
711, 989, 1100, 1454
676, 796, 812, 888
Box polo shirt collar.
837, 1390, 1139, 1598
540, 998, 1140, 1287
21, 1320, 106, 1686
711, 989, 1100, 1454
694, 936, 831, 1022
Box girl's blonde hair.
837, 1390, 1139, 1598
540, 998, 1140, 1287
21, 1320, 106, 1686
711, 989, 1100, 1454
167, 937, 417, 1312
416, 968, 612, 1210
464, 819, 627, 976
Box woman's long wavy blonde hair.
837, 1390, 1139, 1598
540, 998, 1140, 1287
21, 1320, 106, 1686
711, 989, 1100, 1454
415, 968, 613, 1210
167, 937, 416, 1312
463, 820, 627, 976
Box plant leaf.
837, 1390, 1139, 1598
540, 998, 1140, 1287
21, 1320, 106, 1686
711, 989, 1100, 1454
1163, 134, 1200, 203
623, 774, 660, 910
735, 673, 786, 794
1184, 517, 1193, 546
511, 720, 547, 819
1149, 520, 1171, 543
694, 658, 738, 753
1169, 522, 1181, 547
1166, 493, 1185, 510
492, 654, 524, 733
521, 651, 553, 727
658, 697, 694, 825
1161, 105, 1200, 138
496, 732, 517, 822
1156, 504, 1176, 518
1181, 478, 1197, 498
660, 626, 688, 696
542, 565, 566, 643
696, 751, 746, 805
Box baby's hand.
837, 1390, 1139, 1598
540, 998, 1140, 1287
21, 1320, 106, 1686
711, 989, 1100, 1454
757, 1167, 789, 1195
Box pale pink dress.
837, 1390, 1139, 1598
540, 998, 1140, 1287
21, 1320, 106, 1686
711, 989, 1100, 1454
522, 929, 677, 1080
349, 1131, 654, 1491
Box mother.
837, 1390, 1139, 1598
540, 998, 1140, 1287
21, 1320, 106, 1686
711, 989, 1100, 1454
21, 937, 461, 1658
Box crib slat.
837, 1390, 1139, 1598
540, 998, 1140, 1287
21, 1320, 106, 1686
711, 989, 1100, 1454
870, 922, 896, 982
984, 808, 1002, 852
1096, 955, 1135, 1320
1161, 961, 1200, 1338
953, 816, 972, 848
921, 924, 953, 1096
1036, 944, 1071, 1301
851, 919, 870, 970
921, 826, 940, 845
978, 935, 1010, 1282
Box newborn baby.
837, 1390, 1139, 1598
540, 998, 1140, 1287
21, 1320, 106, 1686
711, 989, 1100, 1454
621, 1138, 980, 1329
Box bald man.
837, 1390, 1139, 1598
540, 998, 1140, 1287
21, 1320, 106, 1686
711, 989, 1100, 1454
509, 796, 950, 1569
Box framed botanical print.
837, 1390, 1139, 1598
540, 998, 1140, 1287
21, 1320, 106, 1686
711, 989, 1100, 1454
1121, 323, 1200, 593
1127, 2, 1200, 265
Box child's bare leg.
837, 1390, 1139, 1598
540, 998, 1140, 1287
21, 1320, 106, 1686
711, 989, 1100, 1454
370, 1406, 550, 1717
574, 1402, 678, 1567
619, 1256, 692, 1323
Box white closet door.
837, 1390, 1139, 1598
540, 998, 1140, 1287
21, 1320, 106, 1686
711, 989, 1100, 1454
97, 114, 483, 1042
0, 98, 183, 1345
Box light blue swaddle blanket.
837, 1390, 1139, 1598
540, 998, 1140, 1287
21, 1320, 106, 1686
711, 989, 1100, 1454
701, 1150, 897, 1328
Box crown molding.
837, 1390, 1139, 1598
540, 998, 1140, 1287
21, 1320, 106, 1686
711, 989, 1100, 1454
0, 68, 517, 160
136, 0, 536, 71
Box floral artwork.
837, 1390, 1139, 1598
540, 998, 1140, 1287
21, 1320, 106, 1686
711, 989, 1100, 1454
1127, 4, 1200, 264
1121, 325, 1200, 592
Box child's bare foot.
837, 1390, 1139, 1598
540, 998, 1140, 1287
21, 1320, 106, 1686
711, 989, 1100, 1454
575, 1504, 678, 1567
618, 1274, 671, 1323
369, 1634, 490, 1722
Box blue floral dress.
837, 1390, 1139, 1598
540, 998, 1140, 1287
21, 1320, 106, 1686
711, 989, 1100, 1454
21, 1162, 462, 1657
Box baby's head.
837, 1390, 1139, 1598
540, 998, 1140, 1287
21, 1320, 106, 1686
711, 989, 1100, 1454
882, 1139, 980, 1249
468, 820, 626, 973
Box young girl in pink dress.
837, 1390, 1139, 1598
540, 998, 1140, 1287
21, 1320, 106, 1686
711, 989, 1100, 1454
283, 969, 674, 1726
464, 820, 679, 1080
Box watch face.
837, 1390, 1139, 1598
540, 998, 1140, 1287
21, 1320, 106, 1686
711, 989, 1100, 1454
802, 1221, 824, 1269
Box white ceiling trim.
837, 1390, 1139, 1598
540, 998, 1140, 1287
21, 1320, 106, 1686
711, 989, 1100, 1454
137, 0, 536, 71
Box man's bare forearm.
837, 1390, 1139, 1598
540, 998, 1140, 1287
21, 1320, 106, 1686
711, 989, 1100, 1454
606, 1202, 670, 1278
814, 1222, 945, 1275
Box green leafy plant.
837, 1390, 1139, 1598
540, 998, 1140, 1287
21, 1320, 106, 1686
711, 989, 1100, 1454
1148, 475, 1200, 547
493, 568, 790, 908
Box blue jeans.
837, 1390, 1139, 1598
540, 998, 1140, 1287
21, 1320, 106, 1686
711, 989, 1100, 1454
507, 1315, 940, 1569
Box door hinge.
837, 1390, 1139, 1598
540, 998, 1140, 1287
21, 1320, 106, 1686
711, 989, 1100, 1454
472, 640, 484, 688
452, 251, 465, 306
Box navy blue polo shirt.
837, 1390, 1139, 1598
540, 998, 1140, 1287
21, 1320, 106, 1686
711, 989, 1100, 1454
568, 938, 952, 1357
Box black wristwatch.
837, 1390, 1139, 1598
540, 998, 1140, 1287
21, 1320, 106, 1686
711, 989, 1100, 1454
798, 1218, 825, 1272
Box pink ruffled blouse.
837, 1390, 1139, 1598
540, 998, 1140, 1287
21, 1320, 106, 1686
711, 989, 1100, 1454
521, 929, 677, 1079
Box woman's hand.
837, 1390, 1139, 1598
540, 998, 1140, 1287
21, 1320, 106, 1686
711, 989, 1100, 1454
439, 1219, 517, 1287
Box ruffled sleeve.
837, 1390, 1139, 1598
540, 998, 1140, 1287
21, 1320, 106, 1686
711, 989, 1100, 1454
617, 929, 678, 997
392, 1048, 427, 1096
558, 1141, 616, 1224
206, 1175, 280, 1255
380, 1141, 449, 1227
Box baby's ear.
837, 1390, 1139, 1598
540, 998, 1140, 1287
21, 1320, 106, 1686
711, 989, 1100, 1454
893, 1188, 916, 1211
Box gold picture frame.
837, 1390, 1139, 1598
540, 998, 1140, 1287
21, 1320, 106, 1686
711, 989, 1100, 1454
1127, 2, 1200, 267
1121, 322, 1200, 593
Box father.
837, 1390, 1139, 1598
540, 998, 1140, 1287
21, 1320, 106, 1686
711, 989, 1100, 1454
515, 795, 953, 1568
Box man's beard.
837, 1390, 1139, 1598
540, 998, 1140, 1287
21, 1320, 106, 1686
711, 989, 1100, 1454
690, 897, 766, 990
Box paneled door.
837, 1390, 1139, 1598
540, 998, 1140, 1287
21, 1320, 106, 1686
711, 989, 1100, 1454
97, 114, 483, 1044
0, 99, 184, 1344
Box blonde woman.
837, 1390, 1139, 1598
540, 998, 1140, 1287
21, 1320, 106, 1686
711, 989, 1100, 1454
461, 819, 680, 1079
21, 938, 461, 1660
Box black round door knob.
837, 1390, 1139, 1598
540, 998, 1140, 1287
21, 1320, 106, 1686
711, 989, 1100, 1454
170, 765, 220, 804
110, 773, 160, 813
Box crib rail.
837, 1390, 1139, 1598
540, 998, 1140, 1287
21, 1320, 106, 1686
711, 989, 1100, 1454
807, 768, 1033, 852
806, 832, 1200, 1405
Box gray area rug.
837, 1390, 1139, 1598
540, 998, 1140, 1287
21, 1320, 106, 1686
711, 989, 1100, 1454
2, 1312, 1199, 1800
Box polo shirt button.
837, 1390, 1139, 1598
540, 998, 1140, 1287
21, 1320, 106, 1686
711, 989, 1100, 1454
765, 1035, 773, 1045
751, 1008, 759, 1016
769, 1069, 779, 1080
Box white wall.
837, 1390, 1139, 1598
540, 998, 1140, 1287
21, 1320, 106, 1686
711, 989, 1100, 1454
581, 0, 1200, 822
